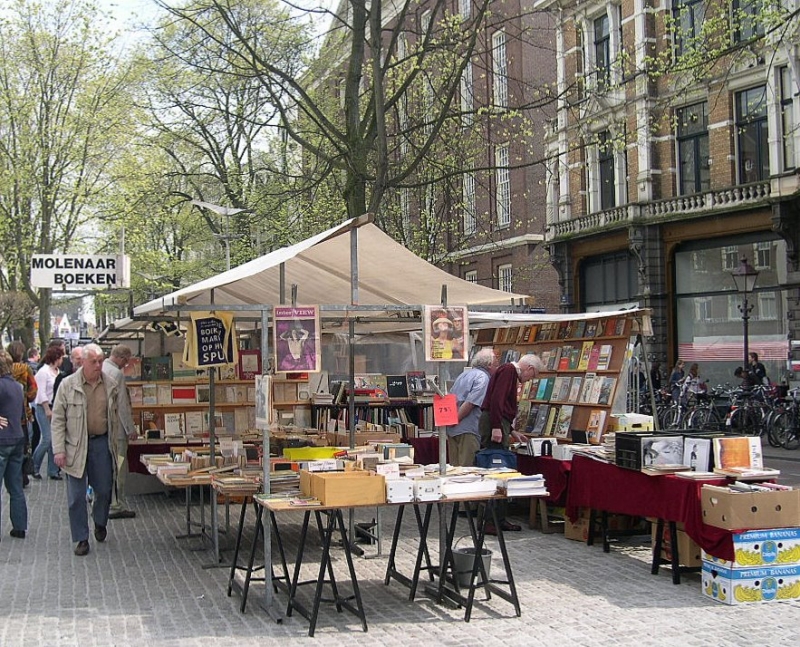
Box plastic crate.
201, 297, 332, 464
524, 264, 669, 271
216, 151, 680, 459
614, 430, 684, 470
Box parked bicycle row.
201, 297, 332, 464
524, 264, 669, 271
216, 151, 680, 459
637, 381, 800, 450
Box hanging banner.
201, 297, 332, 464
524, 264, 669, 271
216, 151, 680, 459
273, 305, 321, 373
183, 311, 238, 368
424, 305, 469, 362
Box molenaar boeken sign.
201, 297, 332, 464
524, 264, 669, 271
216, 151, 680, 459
30, 254, 130, 290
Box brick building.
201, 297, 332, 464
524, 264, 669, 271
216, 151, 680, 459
536, 0, 800, 383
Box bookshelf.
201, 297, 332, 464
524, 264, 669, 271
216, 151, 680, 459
477, 314, 634, 443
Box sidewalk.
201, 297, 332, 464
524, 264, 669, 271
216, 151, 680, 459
1, 477, 799, 646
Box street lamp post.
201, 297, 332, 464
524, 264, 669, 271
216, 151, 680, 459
730, 256, 760, 370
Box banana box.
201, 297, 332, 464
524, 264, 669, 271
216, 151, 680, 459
702, 527, 800, 569
701, 562, 800, 605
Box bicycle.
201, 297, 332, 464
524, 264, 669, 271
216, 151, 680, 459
770, 388, 800, 450
725, 385, 771, 436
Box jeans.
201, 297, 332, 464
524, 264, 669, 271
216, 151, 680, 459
66, 434, 113, 542
110, 433, 130, 512
0, 440, 28, 534
33, 404, 58, 478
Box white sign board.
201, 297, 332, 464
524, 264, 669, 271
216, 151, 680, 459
30, 254, 130, 290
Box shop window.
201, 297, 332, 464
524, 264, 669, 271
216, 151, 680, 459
581, 252, 637, 310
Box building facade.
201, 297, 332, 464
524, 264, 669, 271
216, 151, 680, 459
537, 0, 800, 384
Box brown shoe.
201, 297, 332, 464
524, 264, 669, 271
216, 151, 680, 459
74, 540, 90, 556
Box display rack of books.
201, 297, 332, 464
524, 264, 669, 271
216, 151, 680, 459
272, 376, 312, 428
479, 315, 633, 444
127, 354, 261, 442
312, 372, 435, 439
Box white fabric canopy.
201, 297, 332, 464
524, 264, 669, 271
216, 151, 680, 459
133, 215, 530, 320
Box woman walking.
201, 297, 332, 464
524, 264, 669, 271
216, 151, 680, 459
32, 345, 64, 480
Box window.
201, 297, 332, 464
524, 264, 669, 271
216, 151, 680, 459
495, 143, 511, 228
594, 14, 611, 89
695, 297, 712, 321
492, 30, 508, 108
598, 131, 615, 210
463, 172, 476, 234
733, 0, 764, 43
726, 294, 740, 321
464, 270, 477, 283
692, 251, 708, 272
721, 246, 738, 271
673, 0, 706, 56
459, 0, 470, 19
498, 264, 513, 292
736, 85, 769, 183
676, 102, 710, 195
581, 252, 638, 310
753, 241, 771, 269
780, 66, 796, 171
461, 61, 474, 126
758, 291, 777, 320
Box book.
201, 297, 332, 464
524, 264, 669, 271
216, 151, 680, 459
567, 346, 581, 370
557, 347, 571, 371
163, 412, 185, 438
579, 373, 596, 403
515, 399, 532, 432
614, 317, 627, 336
553, 376, 571, 402
386, 375, 410, 400
554, 405, 574, 439
475, 328, 495, 345
185, 410, 206, 435
683, 437, 712, 472
587, 375, 604, 404
156, 384, 172, 405
712, 436, 763, 471
141, 383, 158, 406
123, 357, 142, 381
532, 404, 551, 436
234, 408, 250, 433
577, 341, 594, 371
596, 344, 614, 371
141, 356, 172, 381
603, 317, 618, 337
128, 385, 143, 407
586, 345, 601, 371
171, 384, 196, 405
140, 409, 165, 434
525, 404, 541, 434
196, 384, 210, 403
572, 320, 586, 339
584, 321, 598, 338
406, 371, 428, 395
597, 376, 617, 406
237, 349, 262, 380
586, 409, 607, 444
535, 377, 550, 400
567, 376, 583, 402
217, 364, 238, 381
171, 352, 196, 382
544, 406, 560, 437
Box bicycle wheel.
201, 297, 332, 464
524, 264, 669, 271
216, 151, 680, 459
728, 407, 760, 436
766, 404, 787, 447
661, 405, 683, 430
777, 412, 800, 450
688, 405, 721, 431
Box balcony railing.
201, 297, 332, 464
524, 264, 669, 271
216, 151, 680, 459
547, 181, 771, 240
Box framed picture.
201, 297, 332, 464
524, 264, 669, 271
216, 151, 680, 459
423, 305, 469, 362
273, 305, 321, 373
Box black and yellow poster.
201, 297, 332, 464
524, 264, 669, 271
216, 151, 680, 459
183, 311, 238, 368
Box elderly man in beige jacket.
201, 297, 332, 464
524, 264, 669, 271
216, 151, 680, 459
51, 344, 121, 556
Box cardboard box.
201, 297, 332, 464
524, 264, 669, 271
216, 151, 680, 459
651, 521, 702, 568
701, 561, 800, 604
609, 413, 655, 432
702, 527, 800, 569
701, 485, 800, 530
299, 470, 386, 506
564, 509, 592, 541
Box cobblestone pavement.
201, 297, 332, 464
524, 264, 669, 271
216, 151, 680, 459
2, 477, 799, 647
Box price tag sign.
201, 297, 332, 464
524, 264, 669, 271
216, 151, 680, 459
433, 393, 458, 427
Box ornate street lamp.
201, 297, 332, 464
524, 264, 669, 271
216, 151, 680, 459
730, 256, 760, 370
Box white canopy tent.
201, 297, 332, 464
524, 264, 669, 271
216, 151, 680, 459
132, 214, 530, 321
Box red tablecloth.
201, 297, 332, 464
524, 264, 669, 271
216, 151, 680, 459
516, 454, 571, 505
406, 435, 448, 466
565, 454, 735, 560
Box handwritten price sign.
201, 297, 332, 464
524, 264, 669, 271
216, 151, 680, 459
433, 393, 459, 426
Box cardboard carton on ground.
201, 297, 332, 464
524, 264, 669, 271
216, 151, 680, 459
702, 527, 800, 569
564, 508, 645, 542
701, 561, 800, 605
650, 520, 702, 568
299, 470, 386, 506
701, 485, 800, 531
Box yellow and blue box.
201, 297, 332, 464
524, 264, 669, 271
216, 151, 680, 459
702, 527, 800, 569
701, 562, 800, 604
